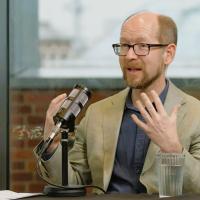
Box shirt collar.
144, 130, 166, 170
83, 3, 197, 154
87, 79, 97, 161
125, 79, 169, 111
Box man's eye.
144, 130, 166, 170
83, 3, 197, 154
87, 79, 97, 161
139, 44, 147, 48
121, 44, 129, 48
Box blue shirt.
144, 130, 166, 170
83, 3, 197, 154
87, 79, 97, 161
107, 80, 169, 193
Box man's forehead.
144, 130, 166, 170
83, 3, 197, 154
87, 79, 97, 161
121, 12, 160, 39
120, 36, 151, 42
122, 12, 159, 29
125, 11, 159, 22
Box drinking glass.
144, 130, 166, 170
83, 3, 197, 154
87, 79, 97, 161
156, 152, 185, 198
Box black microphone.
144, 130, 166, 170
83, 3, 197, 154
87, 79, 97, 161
38, 84, 91, 156
53, 84, 91, 130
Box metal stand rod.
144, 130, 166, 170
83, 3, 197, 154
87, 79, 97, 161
61, 130, 68, 186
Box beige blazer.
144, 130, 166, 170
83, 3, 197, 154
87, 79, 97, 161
35, 81, 200, 194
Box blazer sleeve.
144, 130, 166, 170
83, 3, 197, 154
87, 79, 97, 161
182, 126, 200, 193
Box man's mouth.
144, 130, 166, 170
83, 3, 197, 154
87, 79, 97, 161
126, 67, 142, 73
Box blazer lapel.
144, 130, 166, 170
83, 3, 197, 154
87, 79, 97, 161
142, 81, 186, 174
103, 88, 129, 190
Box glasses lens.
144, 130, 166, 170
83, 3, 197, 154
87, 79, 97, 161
113, 44, 121, 55
120, 44, 129, 56
134, 44, 149, 56
113, 44, 129, 56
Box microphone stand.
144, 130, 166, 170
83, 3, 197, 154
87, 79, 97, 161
43, 119, 86, 197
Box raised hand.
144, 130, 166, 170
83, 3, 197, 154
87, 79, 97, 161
44, 93, 67, 152
131, 90, 182, 153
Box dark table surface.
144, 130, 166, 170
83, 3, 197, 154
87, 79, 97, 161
19, 193, 200, 200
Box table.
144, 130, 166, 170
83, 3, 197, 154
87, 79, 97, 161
20, 193, 200, 200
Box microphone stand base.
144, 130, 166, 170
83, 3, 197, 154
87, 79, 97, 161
43, 185, 86, 197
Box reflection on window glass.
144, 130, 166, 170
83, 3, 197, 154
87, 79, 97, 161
38, 0, 200, 74
9, 0, 200, 80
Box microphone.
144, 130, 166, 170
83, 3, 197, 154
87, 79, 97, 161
53, 84, 91, 130
38, 84, 91, 156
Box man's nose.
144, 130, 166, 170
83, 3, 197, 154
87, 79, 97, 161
126, 47, 138, 59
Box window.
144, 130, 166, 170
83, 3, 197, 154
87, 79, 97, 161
8, 0, 200, 90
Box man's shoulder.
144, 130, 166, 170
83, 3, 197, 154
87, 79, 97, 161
89, 87, 129, 110
171, 82, 200, 109
182, 90, 200, 109
174, 85, 200, 103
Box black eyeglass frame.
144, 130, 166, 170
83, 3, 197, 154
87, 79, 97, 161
112, 43, 169, 56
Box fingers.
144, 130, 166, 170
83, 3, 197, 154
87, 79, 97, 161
131, 114, 148, 132
44, 93, 67, 140
49, 93, 67, 110
47, 93, 67, 116
140, 93, 158, 119
135, 99, 153, 123
137, 90, 167, 118
51, 93, 67, 104
150, 90, 166, 114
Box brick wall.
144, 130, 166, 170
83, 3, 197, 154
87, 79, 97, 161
9, 88, 200, 192
10, 88, 118, 192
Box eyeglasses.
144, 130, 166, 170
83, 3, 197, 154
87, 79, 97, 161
112, 43, 169, 56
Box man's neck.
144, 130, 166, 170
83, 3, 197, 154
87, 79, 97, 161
131, 79, 166, 106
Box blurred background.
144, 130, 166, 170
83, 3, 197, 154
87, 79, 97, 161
1, 0, 200, 192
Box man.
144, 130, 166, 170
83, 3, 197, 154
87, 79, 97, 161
35, 11, 200, 194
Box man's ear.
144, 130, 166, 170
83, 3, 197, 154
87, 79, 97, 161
163, 44, 176, 65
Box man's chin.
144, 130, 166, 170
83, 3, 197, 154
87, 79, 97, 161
125, 80, 145, 89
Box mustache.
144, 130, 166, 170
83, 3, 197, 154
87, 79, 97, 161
127, 61, 144, 68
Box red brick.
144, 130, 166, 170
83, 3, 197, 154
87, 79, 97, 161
11, 105, 32, 114
12, 150, 33, 160
10, 140, 25, 148
11, 92, 24, 103
27, 139, 42, 147
11, 116, 23, 124
27, 160, 37, 171
35, 105, 47, 114
24, 93, 54, 105
12, 161, 25, 170
10, 184, 26, 192
27, 116, 44, 125
11, 172, 33, 181
29, 183, 45, 192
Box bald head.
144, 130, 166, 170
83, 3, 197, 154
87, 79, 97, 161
122, 11, 177, 45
